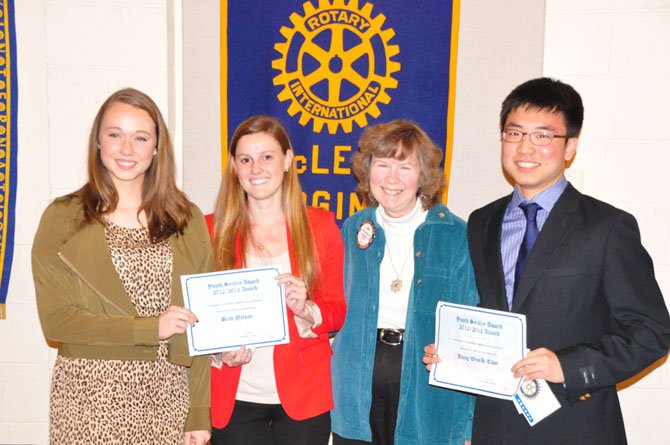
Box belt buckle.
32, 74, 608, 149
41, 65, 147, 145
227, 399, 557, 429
378, 328, 403, 346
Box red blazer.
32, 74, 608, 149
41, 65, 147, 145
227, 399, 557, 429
206, 207, 346, 428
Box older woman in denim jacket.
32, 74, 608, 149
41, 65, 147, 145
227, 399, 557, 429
331, 120, 479, 445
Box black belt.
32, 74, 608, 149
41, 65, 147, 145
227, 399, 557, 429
377, 328, 404, 346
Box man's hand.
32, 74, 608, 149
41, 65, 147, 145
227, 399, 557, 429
511, 347, 565, 383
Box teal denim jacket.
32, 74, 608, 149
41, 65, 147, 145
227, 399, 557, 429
331, 204, 479, 445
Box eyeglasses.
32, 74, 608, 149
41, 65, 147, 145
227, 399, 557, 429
501, 129, 567, 146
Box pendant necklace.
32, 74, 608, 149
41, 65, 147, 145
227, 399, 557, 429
250, 221, 273, 254
248, 237, 274, 267
251, 238, 265, 252
380, 216, 414, 293
250, 220, 283, 266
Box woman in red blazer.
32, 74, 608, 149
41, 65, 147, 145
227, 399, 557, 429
207, 115, 345, 445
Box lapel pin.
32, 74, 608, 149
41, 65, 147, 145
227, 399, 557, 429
356, 220, 376, 250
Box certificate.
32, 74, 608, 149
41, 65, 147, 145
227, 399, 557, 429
429, 302, 526, 400
180, 266, 290, 356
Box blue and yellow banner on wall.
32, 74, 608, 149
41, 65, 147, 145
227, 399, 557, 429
221, 0, 459, 222
0, 0, 17, 319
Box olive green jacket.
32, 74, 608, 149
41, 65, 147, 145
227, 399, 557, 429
31, 195, 213, 432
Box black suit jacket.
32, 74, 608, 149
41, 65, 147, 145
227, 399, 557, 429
468, 184, 670, 445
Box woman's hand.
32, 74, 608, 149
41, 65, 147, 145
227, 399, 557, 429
158, 305, 198, 340
276, 273, 313, 323
219, 346, 253, 368
184, 429, 210, 445
422, 343, 441, 371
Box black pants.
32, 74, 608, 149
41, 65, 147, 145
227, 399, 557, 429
210, 400, 330, 445
333, 338, 403, 445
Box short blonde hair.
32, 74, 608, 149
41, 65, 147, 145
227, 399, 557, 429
352, 120, 445, 210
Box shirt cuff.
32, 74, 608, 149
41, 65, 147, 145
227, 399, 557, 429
294, 300, 322, 338
210, 352, 223, 369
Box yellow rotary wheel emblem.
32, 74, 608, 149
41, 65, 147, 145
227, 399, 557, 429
272, 0, 401, 134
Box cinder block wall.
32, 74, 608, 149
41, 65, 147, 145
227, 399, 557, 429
1, 1, 171, 442
1, 1, 667, 444
543, 1, 670, 442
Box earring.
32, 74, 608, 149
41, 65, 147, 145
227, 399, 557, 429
96, 143, 101, 149
368, 192, 376, 203
153, 149, 158, 156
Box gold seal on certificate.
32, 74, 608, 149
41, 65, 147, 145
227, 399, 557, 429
513, 378, 561, 426
520, 379, 540, 398
429, 302, 527, 400
180, 266, 290, 356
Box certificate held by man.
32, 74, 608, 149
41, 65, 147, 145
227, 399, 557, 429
180, 266, 290, 356
429, 302, 526, 400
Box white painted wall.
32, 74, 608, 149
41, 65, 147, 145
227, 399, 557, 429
1, 1, 173, 443
181, 0, 220, 215
543, 1, 670, 442
1, 1, 668, 444
447, 0, 545, 217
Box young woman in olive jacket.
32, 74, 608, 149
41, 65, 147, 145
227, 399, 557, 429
32, 88, 212, 444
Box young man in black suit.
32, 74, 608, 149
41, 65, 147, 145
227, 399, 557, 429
425, 77, 670, 444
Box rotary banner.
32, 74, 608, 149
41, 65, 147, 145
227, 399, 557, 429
0, 0, 17, 319
221, 0, 459, 222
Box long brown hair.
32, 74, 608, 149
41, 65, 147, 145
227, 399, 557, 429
211, 116, 319, 295
75, 87, 191, 241
352, 119, 445, 210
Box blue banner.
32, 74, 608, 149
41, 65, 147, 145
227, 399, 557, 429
0, 0, 17, 319
222, 0, 458, 221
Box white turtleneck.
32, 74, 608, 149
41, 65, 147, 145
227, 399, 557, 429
376, 200, 427, 329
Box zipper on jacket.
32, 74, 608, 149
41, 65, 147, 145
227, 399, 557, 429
58, 252, 130, 315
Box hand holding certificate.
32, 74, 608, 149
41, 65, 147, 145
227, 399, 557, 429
513, 378, 561, 426
180, 266, 290, 356
429, 302, 526, 400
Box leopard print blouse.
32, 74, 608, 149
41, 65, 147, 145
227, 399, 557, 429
49, 221, 189, 444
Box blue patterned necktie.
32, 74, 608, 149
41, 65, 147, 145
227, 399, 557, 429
513, 202, 541, 302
